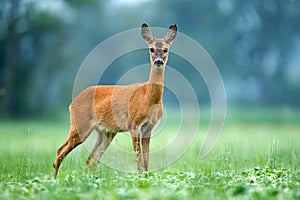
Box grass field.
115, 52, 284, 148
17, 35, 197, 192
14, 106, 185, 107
0, 108, 300, 199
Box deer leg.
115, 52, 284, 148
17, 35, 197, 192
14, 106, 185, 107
130, 129, 143, 172
52, 125, 94, 179
139, 121, 153, 172
140, 137, 151, 171
86, 131, 103, 172
86, 132, 116, 173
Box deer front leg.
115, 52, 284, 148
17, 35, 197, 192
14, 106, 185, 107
140, 121, 153, 172
131, 121, 153, 172
130, 128, 143, 172
140, 137, 150, 171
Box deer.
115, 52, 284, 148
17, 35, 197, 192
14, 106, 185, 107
52, 23, 177, 179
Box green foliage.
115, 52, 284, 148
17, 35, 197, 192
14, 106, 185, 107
1, 168, 299, 200
1, 166, 299, 200
0, 110, 299, 199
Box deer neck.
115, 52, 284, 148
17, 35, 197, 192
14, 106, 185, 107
147, 65, 165, 103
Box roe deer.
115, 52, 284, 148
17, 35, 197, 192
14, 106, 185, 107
52, 23, 177, 178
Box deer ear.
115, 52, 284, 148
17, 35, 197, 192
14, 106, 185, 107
141, 23, 154, 44
163, 24, 177, 44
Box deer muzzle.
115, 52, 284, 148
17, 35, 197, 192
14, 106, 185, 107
154, 59, 164, 67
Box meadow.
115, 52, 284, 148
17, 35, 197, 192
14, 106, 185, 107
0, 108, 299, 200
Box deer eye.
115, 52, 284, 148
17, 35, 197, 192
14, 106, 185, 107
150, 48, 155, 53
163, 49, 168, 53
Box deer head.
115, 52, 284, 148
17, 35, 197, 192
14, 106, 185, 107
141, 23, 177, 68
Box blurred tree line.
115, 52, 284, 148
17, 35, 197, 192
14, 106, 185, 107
0, 0, 299, 118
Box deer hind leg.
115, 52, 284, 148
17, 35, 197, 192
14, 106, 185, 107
85, 131, 103, 172
86, 131, 116, 173
52, 124, 94, 179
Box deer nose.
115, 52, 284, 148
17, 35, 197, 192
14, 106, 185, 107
154, 59, 164, 67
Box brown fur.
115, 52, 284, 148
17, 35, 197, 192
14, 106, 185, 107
52, 23, 177, 178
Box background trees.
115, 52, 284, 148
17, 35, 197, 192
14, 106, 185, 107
1, 0, 299, 118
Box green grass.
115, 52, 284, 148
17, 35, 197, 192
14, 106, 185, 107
0, 108, 300, 200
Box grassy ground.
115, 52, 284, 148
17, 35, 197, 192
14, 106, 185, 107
0, 108, 299, 199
